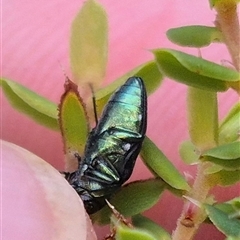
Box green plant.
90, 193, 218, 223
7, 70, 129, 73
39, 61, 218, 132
1, 0, 240, 239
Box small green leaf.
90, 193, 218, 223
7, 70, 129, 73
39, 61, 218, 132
215, 198, 240, 218
225, 236, 240, 240
132, 215, 171, 240
91, 179, 165, 225
58, 78, 89, 170
167, 25, 223, 47
141, 137, 190, 191
95, 61, 163, 115
179, 140, 200, 164
116, 224, 157, 240
210, 0, 240, 9
205, 199, 240, 224
202, 142, 240, 170
219, 103, 240, 144
204, 164, 223, 174
209, 0, 219, 8
203, 141, 240, 159
216, 198, 240, 218
0, 78, 58, 130
205, 204, 240, 237
228, 197, 240, 210
214, 202, 237, 216
205, 157, 240, 170
187, 87, 218, 151
70, 0, 108, 87
153, 49, 240, 91
209, 169, 240, 186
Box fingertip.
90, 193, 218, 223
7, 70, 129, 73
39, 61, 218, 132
2, 140, 97, 240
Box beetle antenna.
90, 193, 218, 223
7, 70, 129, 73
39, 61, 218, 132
58, 62, 69, 79
89, 84, 98, 126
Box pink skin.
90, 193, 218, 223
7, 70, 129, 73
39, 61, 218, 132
1, 140, 97, 240
2, 1, 239, 239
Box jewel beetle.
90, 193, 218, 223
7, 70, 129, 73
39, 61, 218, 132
64, 77, 147, 214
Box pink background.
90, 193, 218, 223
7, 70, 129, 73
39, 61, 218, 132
2, 0, 239, 239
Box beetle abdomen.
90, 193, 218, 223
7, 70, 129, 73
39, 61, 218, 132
96, 77, 147, 137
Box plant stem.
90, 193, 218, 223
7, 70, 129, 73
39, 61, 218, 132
172, 162, 212, 240
172, 2, 239, 239
215, 0, 240, 71
172, 63, 219, 240
172, 87, 218, 240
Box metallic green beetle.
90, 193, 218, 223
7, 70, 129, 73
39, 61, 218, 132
65, 77, 147, 214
